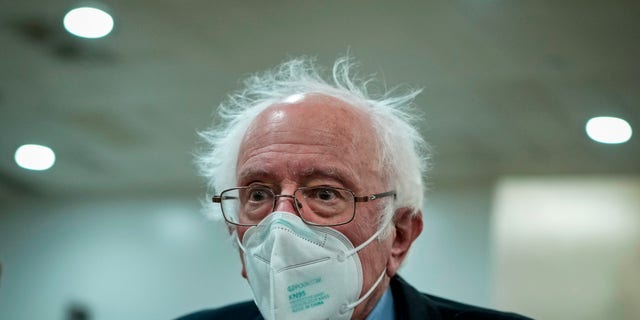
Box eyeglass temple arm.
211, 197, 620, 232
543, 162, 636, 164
212, 195, 238, 203
353, 190, 397, 202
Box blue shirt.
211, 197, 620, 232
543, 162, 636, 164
365, 287, 396, 320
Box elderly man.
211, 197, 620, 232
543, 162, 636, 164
179, 57, 530, 320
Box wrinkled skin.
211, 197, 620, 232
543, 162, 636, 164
234, 94, 423, 320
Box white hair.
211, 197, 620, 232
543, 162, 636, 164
196, 56, 430, 231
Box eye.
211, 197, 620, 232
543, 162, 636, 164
310, 187, 341, 201
247, 187, 272, 202
297, 187, 352, 220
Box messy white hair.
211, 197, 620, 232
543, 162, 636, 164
196, 56, 430, 232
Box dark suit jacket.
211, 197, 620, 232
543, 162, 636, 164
176, 276, 532, 320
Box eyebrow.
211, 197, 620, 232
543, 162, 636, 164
298, 167, 339, 179
237, 165, 358, 188
236, 168, 273, 184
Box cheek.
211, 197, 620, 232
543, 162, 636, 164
236, 226, 249, 242
353, 207, 382, 237
335, 221, 370, 247
345, 207, 392, 273
335, 206, 383, 251
235, 226, 250, 278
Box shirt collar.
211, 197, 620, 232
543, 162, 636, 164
365, 286, 396, 320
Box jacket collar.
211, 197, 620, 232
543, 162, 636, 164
390, 275, 442, 320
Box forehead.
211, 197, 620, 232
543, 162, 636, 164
236, 94, 381, 187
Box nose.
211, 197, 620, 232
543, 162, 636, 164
273, 194, 299, 214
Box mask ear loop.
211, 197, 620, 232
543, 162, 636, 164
337, 219, 393, 313
232, 229, 248, 253
340, 267, 387, 314
338, 220, 390, 261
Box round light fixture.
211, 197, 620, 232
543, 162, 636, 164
63, 7, 114, 39
585, 116, 633, 144
15, 144, 56, 171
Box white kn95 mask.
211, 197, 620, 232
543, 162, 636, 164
236, 212, 388, 320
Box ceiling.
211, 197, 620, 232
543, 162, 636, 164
1, 0, 639, 202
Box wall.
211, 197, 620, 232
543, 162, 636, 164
0, 197, 248, 319
400, 183, 494, 307
492, 176, 640, 320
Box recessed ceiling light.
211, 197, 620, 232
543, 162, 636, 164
585, 116, 633, 144
63, 7, 114, 39
14, 144, 56, 171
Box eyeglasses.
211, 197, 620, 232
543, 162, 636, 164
212, 185, 396, 226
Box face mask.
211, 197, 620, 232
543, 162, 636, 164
236, 212, 388, 320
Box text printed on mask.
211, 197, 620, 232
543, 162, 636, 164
287, 277, 330, 313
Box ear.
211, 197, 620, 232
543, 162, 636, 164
386, 208, 423, 277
